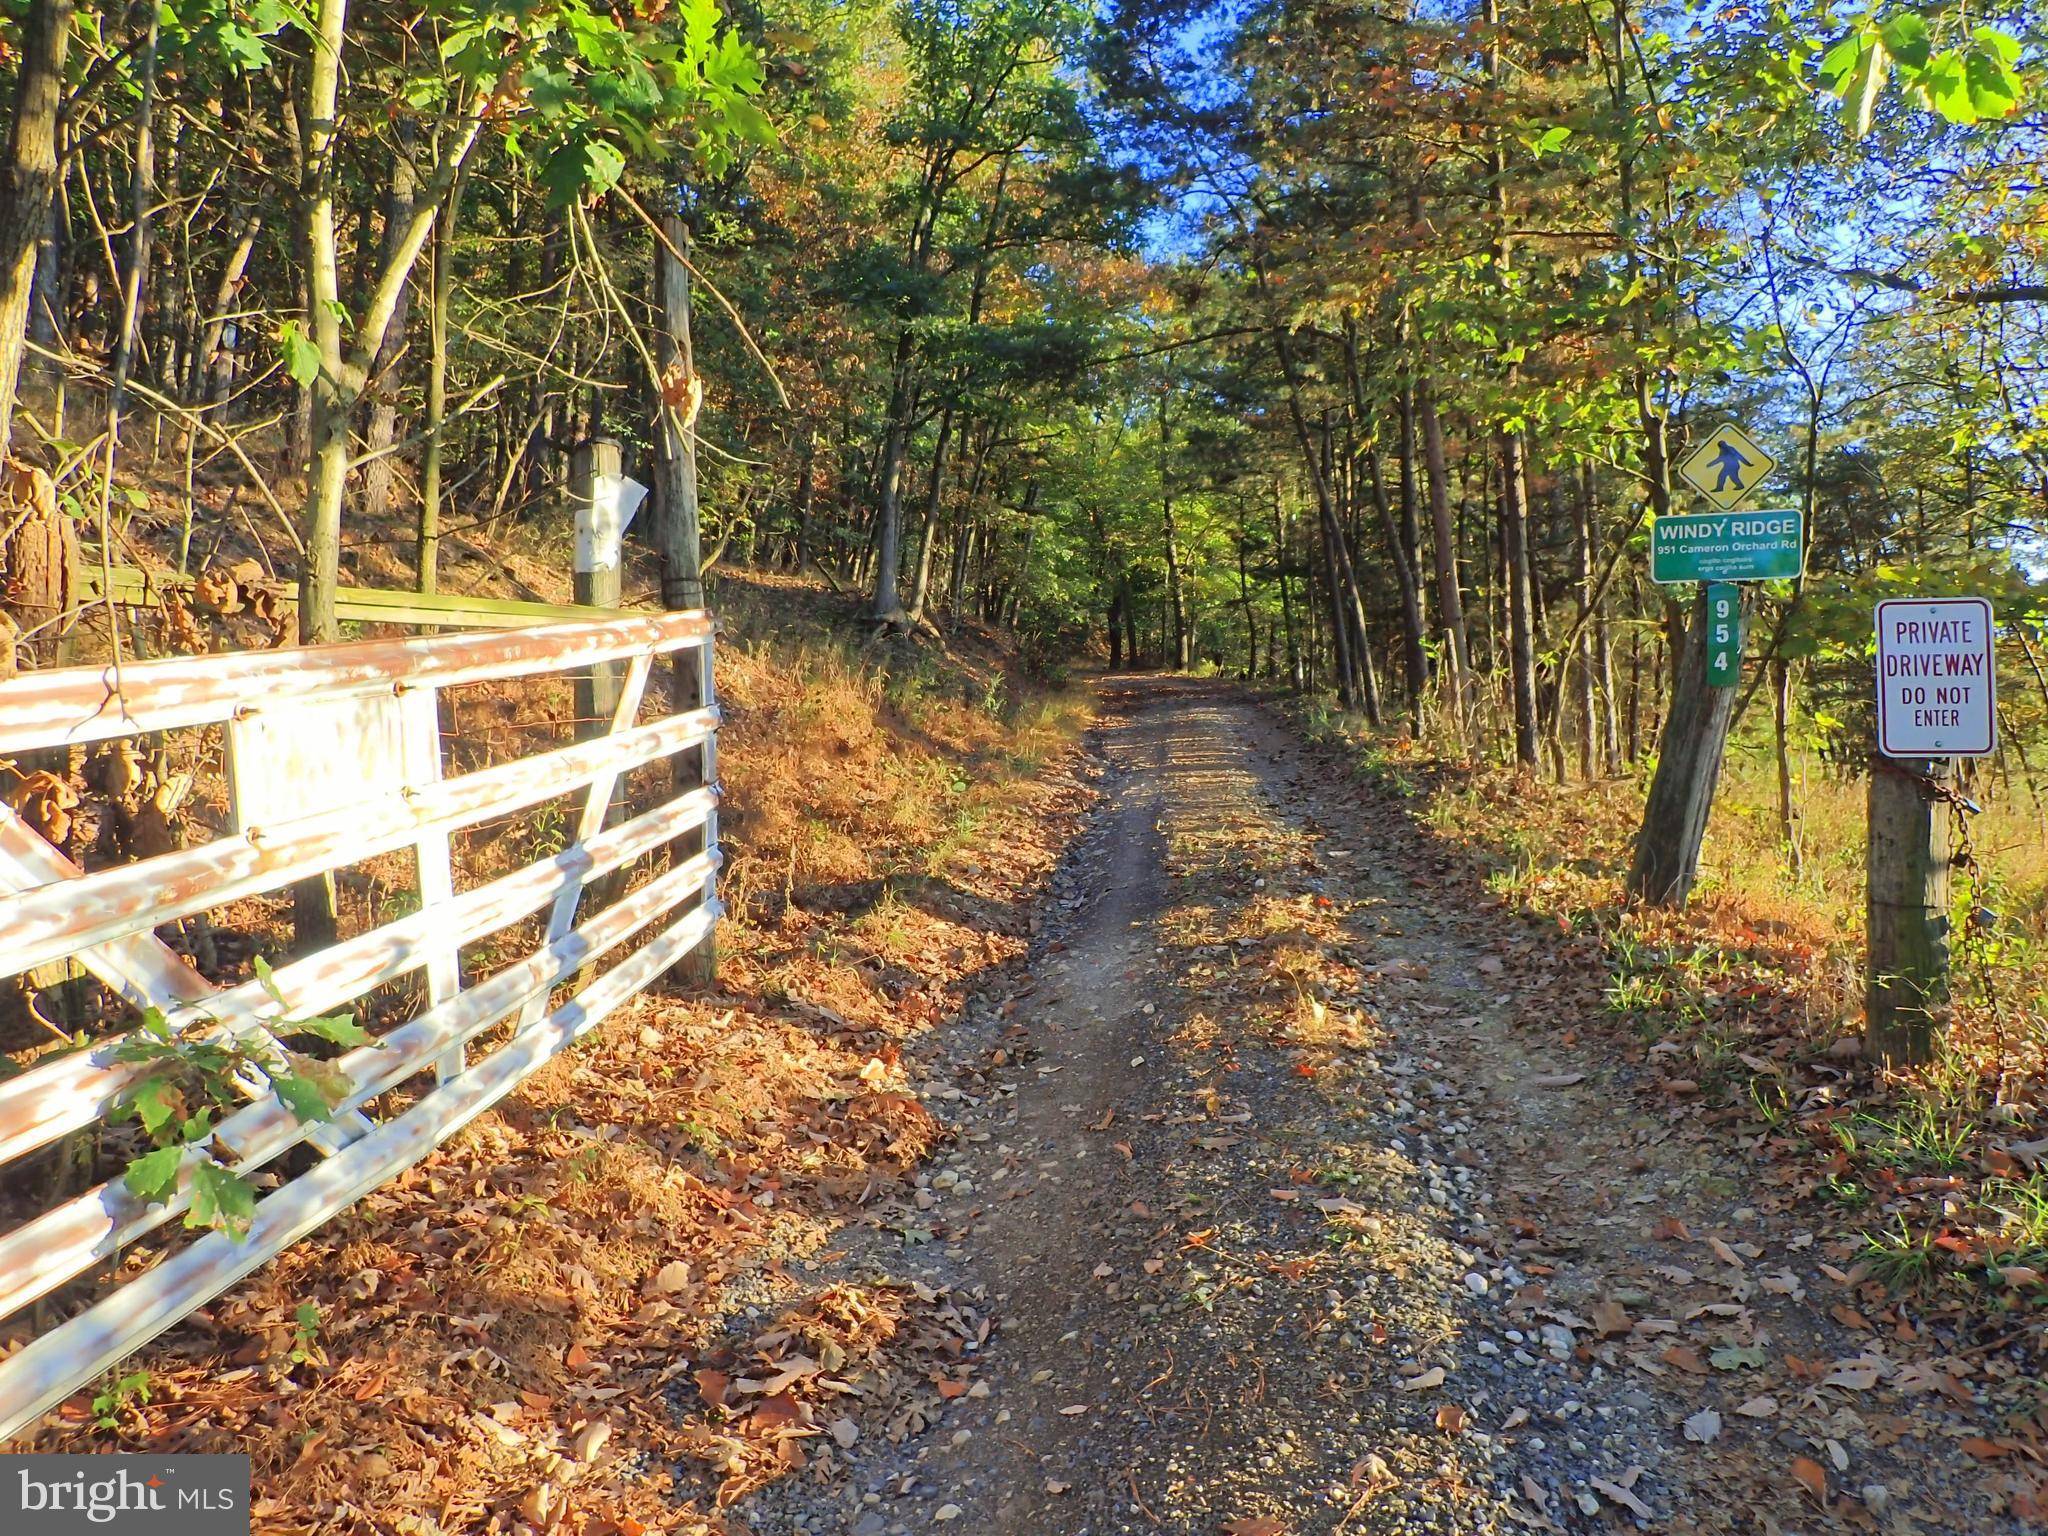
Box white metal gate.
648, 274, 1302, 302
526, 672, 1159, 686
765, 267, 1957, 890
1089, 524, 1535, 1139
0, 611, 720, 1443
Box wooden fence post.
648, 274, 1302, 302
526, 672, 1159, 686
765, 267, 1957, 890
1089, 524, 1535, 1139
572, 437, 625, 733
1866, 756, 1951, 1068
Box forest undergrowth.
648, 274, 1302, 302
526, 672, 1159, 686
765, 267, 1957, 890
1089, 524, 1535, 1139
1294, 698, 2048, 1355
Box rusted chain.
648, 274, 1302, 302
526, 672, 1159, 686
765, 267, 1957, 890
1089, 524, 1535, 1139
1868, 755, 1983, 816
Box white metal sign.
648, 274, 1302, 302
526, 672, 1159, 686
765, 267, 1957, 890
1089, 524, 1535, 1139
1875, 597, 1996, 758
227, 689, 439, 831
1676, 423, 1778, 513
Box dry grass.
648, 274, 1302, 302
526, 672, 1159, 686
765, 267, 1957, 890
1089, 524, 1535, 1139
1293, 695, 2048, 1331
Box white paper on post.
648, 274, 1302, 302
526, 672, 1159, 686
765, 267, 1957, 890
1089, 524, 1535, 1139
573, 473, 650, 573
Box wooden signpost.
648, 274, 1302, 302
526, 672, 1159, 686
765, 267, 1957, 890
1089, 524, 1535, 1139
1866, 598, 1997, 1067
1628, 422, 1797, 908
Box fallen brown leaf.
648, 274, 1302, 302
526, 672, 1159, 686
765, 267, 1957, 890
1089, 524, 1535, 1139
1792, 1456, 1828, 1504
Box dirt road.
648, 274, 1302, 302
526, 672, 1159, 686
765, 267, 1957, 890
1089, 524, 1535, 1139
749, 677, 2030, 1536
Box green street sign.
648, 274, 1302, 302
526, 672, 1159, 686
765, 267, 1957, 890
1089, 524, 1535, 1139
1650, 508, 1804, 584
1705, 583, 1741, 687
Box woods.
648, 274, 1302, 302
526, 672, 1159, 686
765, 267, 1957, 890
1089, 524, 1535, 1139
0, 0, 2035, 1007
5, 0, 2048, 1522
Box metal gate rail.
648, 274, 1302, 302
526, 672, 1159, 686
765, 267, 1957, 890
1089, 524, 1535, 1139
0, 611, 721, 1444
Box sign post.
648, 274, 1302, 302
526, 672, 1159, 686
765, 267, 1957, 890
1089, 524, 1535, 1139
1628, 420, 1791, 908
1866, 597, 1997, 1068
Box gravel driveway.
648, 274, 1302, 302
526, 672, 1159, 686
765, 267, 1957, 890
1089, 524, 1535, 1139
742, 677, 2033, 1536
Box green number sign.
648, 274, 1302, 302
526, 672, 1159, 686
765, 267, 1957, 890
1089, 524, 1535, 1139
1705, 583, 1741, 687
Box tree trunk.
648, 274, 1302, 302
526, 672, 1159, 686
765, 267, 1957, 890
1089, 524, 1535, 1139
1367, 444, 1429, 714
0, 0, 73, 454
1317, 498, 1358, 708
1272, 480, 1299, 688
906, 404, 953, 624
298, 0, 352, 646
102, 8, 160, 472
1586, 464, 1620, 772
1773, 657, 1802, 876
1162, 493, 1190, 670
1416, 375, 1471, 717
1625, 588, 1738, 905
653, 210, 704, 611
361, 138, 417, 523
190, 207, 260, 404
1004, 492, 1035, 628
1236, 511, 1258, 676
417, 174, 461, 593
298, 1, 486, 641
1500, 430, 1539, 764
1573, 463, 1598, 780
792, 423, 817, 570
1397, 368, 1428, 623
868, 331, 915, 623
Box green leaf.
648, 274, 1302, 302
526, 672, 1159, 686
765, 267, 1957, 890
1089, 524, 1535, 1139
270, 1071, 336, 1125
130, 1075, 186, 1139
1916, 51, 1977, 122
680, 0, 720, 59
1845, 36, 1890, 137
704, 31, 766, 96
1973, 25, 2022, 67
582, 138, 627, 192
282, 1051, 356, 1107
1878, 13, 1930, 72
212, 22, 272, 72
1710, 1345, 1767, 1371
187, 1158, 257, 1240
277, 324, 319, 387
285, 1012, 372, 1048
1962, 40, 2022, 119
1818, 32, 1866, 89
124, 1144, 186, 1203
524, 62, 575, 114
722, 99, 776, 146
252, 955, 290, 1010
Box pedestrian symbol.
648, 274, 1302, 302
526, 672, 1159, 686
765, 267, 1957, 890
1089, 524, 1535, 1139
1710, 442, 1752, 492
1677, 423, 1778, 513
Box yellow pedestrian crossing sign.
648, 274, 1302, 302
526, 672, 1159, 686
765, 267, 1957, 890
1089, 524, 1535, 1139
1677, 423, 1777, 512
